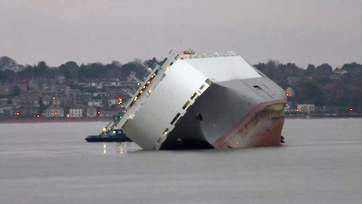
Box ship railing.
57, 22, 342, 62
99, 51, 179, 134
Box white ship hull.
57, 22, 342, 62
114, 51, 286, 150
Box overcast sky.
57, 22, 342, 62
0, 0, 361, 67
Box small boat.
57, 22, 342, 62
85, 129, 132, 143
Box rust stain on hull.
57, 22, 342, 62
213, 100, 286, 149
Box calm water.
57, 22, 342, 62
0, 119, 361, 204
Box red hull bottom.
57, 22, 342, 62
212, 102, 285, 149
253, 118, 284, 147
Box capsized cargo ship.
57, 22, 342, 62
104, 50, 286, 150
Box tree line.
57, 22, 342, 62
0, 56, 361, 111
255, 61, 361, 111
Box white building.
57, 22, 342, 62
108, 99, 117, 106
297, 104, 315, 113
43, 107, 64, 118
68, 108, 83, 118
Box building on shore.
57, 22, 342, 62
296, 104, 315, 113
43, 106, 64, 118
0, 105, 13, 117
86, 107, 98, 118
67, 108, 83, 118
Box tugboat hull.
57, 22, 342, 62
85, 135, 132, 143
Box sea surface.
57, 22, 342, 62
0, 119, 361, 204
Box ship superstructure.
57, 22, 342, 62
103, 51, 286, 150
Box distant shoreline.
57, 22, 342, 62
0, 118, 111, 124
285, 113, 362, 119
0, 114, 361, 124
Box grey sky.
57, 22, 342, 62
0, 0, 361, 67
